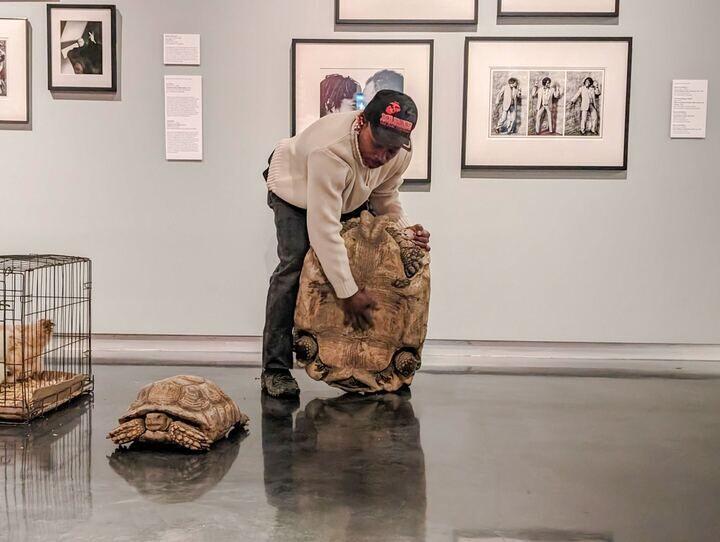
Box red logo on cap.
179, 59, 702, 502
385, 101, 401, 115
380, 113, 413, 134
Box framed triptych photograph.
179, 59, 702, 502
336, 0, 478, 25
47, 4, 117, 92
498, 0, 620, 18
462, 37, 632, 170
0, 18, 29, 123
292, 39, 434, 183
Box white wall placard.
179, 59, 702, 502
164, 75, 203, 160
163, 34, 200, 66
670, 79, 708, 139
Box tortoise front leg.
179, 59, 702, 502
168, 420, 211, 451
107, 418, 146, 445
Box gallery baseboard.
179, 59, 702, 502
92, 334, 720, 379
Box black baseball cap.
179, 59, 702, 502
362, 89, 418, 149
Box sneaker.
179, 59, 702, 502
261, 370, 300, 398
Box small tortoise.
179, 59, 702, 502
107, 375, 248, 451
294, 211, 430, 394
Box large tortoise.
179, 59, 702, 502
107, 375, 248, 451
293, 211, 430, 394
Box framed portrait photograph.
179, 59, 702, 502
47, 4, 117, 92
498, 0, 619, 18
462, 37, 632, 171
336, 0, 478, 25
292, 39, 434, 183
0, 18, 29, 123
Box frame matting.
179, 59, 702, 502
498, 0, 619, 18
47, 4, 117, 92
462, 37, 632, 171
336, 0, 478, 25
0, 18, 29, 123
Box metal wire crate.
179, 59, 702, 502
1, 255, 93, 422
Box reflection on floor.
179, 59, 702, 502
262, 392, 425, 541
1, 398, 92, 540
1, 365, 720, 542
108, 429, 247, 504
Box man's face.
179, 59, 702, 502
543, 80, 550, 88
584, 80, 592, 87
357, 122, 402, 169
510, 81, 517, 89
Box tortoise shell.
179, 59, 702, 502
120, 375, 246, 443
294, 211, 430, 393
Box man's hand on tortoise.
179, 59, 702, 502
406, 224, 431, 252
342, 287, 378, 331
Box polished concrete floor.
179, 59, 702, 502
2, 366, 720, 542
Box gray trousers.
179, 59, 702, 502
262, 164, 369, 370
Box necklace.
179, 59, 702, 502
352, 116, 368, 169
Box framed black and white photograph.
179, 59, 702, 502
336, 0, 478, 25
463, 37, 632, 170
0, 18, 28, 123
498, 0, 619, 18
293, 39, 434, 183
47, 4, 117, 92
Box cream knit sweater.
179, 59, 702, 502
266, 112, 413, 299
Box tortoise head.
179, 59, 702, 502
145, 412, 172, 432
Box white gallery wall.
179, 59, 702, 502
1, 0, 718, 343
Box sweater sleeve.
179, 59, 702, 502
368, 150, 413, 229
306, 149, 359, 299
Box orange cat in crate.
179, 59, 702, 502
1, 320, 54, 384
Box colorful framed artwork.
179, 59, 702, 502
292, 39, 434, 183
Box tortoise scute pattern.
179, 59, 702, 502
294, 211, 430, 394
385, 225, 426, 278
107, 375, 249, 451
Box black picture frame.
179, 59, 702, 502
46, 4, 117, 93
0, 18, 30, 124
335, 0, 478, 26
291, 39, 434, 184
461, 36, 633, 172
497, 0, 620, 18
